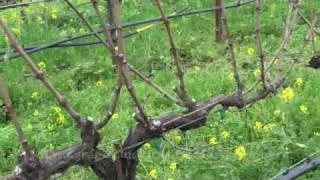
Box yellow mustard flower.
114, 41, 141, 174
253, 69, 261, 78
221, 131, 230, 140
247, 48, 255, 57
96, 80, 103, 87
149, 168, 157, 179
111, 113, 119, 120
169, 162, 177, 171
32, 110, 40, 117
57, 113, 65, 125
144, 143, 151, 149
281, 87, 295, 102
31, 92, 39, 100
234, 145, 247, 161
209, 137, 218, 146
182, 153, 191, 160
254, 121, 263, 131
37, 61, 46, 71
295, 78, 304, 87
299, 105, 308, 114
174, 135, 182, 144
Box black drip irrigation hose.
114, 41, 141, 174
272, 153, 320, 180
0, 0, 256, 61
0, 0, 56, 10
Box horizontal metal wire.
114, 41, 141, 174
0, 0, 57, 10
0, 0, 255, 61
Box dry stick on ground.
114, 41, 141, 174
0, 19, 82, 125
221, 0, 244, 98
153, 0, 195, 109
0, 75, 32, 157
255, 0, 267, 90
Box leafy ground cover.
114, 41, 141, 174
0, 0, 319, 179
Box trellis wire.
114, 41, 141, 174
0, 0, 255, 61
0, 0, 59, 10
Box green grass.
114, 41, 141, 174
0, 0, 320, 179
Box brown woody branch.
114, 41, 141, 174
65, 0, 124, 129
298, 10, 320, 39
90, 0, 110, 41
246, 0, 299, 95
2, 73, 286, 179
63, 0, 114, 52
221, 0, 244, 97
274, 0, 299, 77
128, 65, 183, 106
68, 0, 185, 128
154, 0, 195, 109
1, 1, 302, 179
298, 9, 320, 53
255, 0, 267, 90
3, 118, 114, 180
96, 81, 122, 129
108, 0, 150, 126
115, 75, 285, 179
0, 75, 32, 157
0, 19, 82, 125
